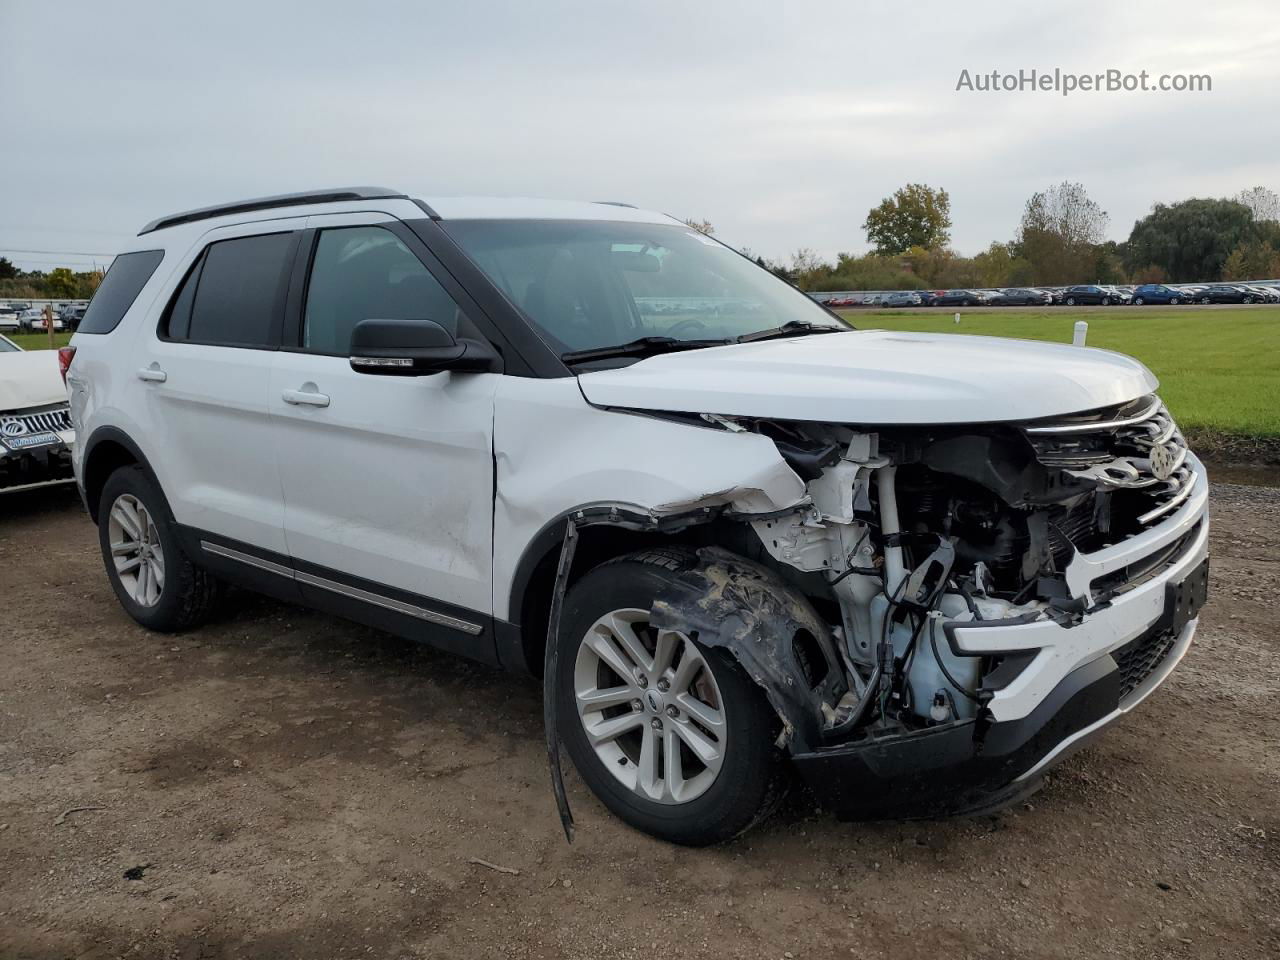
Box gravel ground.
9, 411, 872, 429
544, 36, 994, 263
1, 482, 1277, 959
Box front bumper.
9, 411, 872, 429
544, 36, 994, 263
0, 433, 75, 493
792, 453, 1210, 820
792, 613, 1199, 819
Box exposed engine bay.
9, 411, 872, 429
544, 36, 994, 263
723, 393, 1198, 740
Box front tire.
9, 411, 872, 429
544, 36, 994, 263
98, 466, 221, 632
556, 549, 788, 845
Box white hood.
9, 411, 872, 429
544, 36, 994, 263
0, 350, 67, 413
577, 330, 1158, 424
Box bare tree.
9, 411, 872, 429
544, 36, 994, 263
1015, 182, 1109, 284
1236, 185, 1280, 222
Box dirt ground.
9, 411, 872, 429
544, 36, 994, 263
1, 481, 1277, 959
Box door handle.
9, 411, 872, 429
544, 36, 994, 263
137, 365, 167, 383
282, 387, 330, 408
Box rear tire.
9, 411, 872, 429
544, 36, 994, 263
97, 465, 221, 632
556, 548, 788, 845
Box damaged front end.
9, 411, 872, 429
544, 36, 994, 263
628, 396, 1209, 820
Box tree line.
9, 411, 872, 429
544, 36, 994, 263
726, 183, 1280, 291
0, 259, 104, 300
7, 184, 1280, 301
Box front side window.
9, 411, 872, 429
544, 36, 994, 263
441, 219, 843, 354
169, 232, 294, 347
302, 226, 467, 355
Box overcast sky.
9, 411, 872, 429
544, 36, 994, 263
1, 0, 1277, 272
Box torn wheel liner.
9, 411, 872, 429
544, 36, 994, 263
650, 547, 848, 754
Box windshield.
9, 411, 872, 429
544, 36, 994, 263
441, 219, 844, 354
0, 337, 19, 353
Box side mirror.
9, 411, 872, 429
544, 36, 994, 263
349, 318, 497, 376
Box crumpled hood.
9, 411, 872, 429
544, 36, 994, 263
0, 350, 67, 413
577, 330, 1158, 424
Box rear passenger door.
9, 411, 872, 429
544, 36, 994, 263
269, 214, 499, 650
134, 221, 302, 557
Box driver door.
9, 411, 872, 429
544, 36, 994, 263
269, 213, 499, 654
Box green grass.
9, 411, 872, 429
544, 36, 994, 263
838, 306, 1280, 440
6, 331, 73, 351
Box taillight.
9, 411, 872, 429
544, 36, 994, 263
58, 346, 76, 385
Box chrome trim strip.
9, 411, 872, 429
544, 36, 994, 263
1063, 453, 1208, 599
200, 541, 295, 579
1137, 469, 1196, 524
1024, 395, 1162, 435
199, 540, 483, 636
1014, 617, 1197, 783
294, 571, 483, 635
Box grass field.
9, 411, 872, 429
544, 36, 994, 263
839, 306, 1280, 444
5, 331, 72, 351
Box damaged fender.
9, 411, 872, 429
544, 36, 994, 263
650, 546, 848, 753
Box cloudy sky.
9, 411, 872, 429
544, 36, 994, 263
1, 0, 1277, 271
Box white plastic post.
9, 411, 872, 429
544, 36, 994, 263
954, 312, 960, 325
1073, 320, 1088, 346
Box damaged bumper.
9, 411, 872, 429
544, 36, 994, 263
790, 466, 1209, 820
0, 431, 75, 493
791, 614, 1198, 819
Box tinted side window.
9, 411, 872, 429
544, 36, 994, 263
78, 250, 164, 334
185, 232, 294, 347
302, 226, 466, 355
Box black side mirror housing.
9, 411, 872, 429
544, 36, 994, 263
349, 318, 498, 375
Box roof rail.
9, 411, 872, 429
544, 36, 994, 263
592, 200, 638, 209
137, 186, 408, 235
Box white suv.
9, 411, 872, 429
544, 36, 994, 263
66, 187, 1209, 845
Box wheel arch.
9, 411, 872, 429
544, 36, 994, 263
506, 504, 731, 677
81, 426, 160, 524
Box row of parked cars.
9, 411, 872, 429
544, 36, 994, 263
0, 301, 89, 332
822, 282, 1280, 309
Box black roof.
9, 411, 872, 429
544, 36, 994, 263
137, 186, 408, 235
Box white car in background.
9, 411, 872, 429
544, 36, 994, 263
0, 305, 20, 331
0, 333, 76, 492
17, 308, 65, 332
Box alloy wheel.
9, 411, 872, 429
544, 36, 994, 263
107, 493, 165, 607
573, 608, 727, 805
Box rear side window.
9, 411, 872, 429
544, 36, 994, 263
168, 232, 295, 347
77, 250, 164, 334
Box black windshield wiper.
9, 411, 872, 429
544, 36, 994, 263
735, 321, 845, 344
561, 336, 731, 365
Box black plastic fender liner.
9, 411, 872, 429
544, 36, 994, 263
650, 547, 848, 754
543, 518, 580, 843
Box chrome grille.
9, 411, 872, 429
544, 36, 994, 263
1, 403, 73, 436
1023, 395, 1194, 527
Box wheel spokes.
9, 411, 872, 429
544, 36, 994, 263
674, 690, 724, 736
110, 501, 142, 540
599, 611, 654, 674
574, 608, 728, 806
576, 685, 638, 713
583, 629, 640, 685
583, 710, 644, 748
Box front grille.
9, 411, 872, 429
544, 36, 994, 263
1112, 625, 1178, 701
0, 404, 72, 436
1023, 395, 1195, 528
